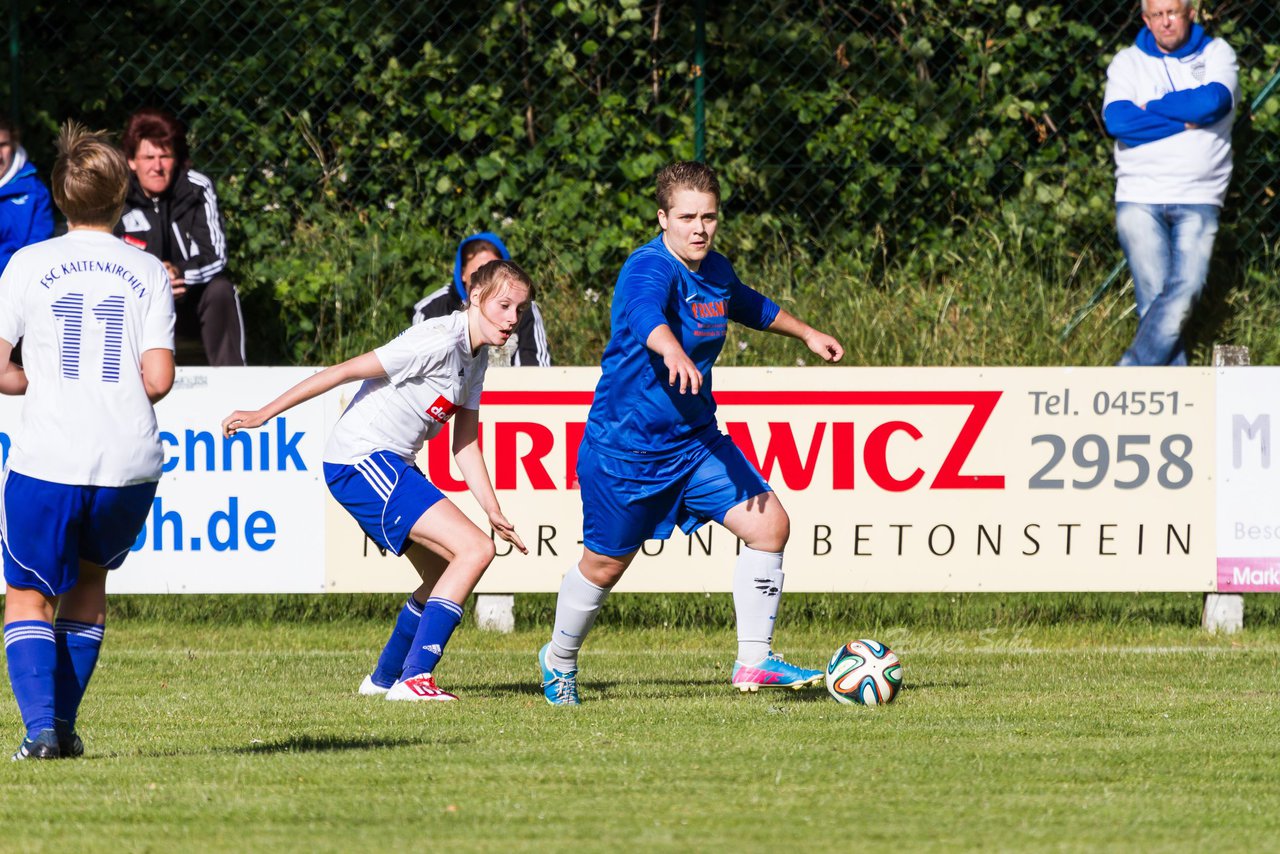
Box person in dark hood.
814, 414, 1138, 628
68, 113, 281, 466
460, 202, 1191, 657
0, 116, 54, 275
113, 108, 246, 366
409, 231, 551, 366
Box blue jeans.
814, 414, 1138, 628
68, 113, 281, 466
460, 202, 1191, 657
1115, 202, 1220, 366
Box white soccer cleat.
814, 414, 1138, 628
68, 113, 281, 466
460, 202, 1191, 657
358, 674, 391, 696
385, 673, 458, 702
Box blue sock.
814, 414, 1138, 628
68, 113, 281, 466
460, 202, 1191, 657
54, 620, 105, 730
4, 620, 56, 739
371, 596, 424, 688
400, 597, 463, 680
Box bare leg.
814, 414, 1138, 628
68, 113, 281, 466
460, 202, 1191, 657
392, 499, 496, 685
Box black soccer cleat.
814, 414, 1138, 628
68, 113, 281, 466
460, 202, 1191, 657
54, 719, 84, 758
12, 728, 61, 761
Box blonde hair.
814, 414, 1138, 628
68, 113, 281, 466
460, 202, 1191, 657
52, 120, 130, 226
467, 259, 534, 306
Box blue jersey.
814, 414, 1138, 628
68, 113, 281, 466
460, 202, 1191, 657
585, 235, 779, 459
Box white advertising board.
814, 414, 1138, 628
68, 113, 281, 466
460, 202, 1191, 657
324, 367, 1217, 593
1215, 367, 1280, 592
0, 365, 1223, 594
0, 367, 327, 593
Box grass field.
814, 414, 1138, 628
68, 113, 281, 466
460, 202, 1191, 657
3, 607, 1279, 852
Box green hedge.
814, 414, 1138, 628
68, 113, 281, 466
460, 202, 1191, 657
11, 1, 1279, 364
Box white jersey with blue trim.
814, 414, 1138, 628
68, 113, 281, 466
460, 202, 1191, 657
0, 230, 175, 486
324, 311, 488, 465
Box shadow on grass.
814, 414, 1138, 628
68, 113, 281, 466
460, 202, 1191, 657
479, 676, 742, 700
228, 733, 450, 755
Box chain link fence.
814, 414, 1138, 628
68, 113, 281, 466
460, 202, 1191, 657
5, 0, 1279, 361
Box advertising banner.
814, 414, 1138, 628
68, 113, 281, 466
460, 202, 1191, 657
0, 367, 328, 593
0, 365, 1221, 594
324, 367, 1217, 593
1216, 367, 1280, 592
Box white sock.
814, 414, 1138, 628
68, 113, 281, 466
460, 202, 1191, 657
733, 546, 784, 665
547, 564, 610, 672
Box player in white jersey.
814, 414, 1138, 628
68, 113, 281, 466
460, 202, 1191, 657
0, 122, 175, 760
222, 260, 530, 701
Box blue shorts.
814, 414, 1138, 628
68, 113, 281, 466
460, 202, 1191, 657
324, 451, 445, 556
578, 431, 771, 557
1, 469, 157, 596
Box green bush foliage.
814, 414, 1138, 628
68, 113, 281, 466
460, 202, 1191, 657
10, 1, 1279, 365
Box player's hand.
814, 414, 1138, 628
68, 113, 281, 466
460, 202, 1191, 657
488, 510, 528, 555
804, 330, 845, 363
163, 261, 187, 300
663, 349, 703, 395
222, 409, 266, 437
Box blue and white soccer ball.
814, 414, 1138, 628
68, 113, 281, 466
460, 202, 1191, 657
825, 639, 902, 705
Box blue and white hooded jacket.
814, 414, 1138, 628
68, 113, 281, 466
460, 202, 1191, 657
408, 231, 552, 366
0, 147, 53, 275
1103, 23, 1237, 206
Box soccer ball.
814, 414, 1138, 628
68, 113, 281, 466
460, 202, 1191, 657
825, 639, 902, 705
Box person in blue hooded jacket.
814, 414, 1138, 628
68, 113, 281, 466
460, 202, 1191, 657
409, 232, 551, 366
1102, 0, 1238, 366
0, 117, 54, 275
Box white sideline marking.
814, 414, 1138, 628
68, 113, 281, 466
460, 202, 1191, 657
102, 644, 1280, 658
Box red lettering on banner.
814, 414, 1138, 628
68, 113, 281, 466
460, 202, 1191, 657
832, 422, 855, 489
717, 391, 1004, 491
726, 422, 827, 490
496, 422, 555, 490
565, 422, 586, 490
426, 423, 483, 492
929, 391, 1003, 489
864, 421, 924, 492
473, 388, 1005, 492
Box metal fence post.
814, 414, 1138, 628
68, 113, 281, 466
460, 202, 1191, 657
694, 0, 706, 162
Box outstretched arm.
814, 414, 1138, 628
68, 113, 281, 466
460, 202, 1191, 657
222, 351, 385, 437
646, 324, 703, 394
452, 407, 528, 554
765, 309, 844, 362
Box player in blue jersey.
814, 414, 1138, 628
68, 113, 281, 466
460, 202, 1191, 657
538, 161, 844, 705
0, 122, 176, 758
222, 260, 530, 701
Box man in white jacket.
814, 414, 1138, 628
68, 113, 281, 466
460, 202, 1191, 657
1102, 0, 1238, 366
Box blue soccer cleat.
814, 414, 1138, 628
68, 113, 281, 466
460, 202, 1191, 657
539, 643, 580, 706
12, 728, 60, 761
731, 652, 824, 692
